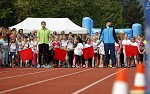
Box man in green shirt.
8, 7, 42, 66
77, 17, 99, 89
36, 21, 51, 68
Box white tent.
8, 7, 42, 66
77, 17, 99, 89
9, 17, 88, 34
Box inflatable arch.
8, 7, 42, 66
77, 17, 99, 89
82, 17, 142, 39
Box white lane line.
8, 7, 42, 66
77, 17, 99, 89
0, 68, 31, 74
0, 68, 93, 94
72, 68, 126, 94
0, 69, 60, 80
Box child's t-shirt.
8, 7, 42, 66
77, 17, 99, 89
139, 42, 145, 53
10, 42, 18, 52
98, 42, 105, 55
67, 42, 74, 51
61, 40, 68, 48
122, 39, 131, 45
53, 41, 60, 48
74, 43, 83, 56
115, 42, 119, 51
93, 42, 98, 53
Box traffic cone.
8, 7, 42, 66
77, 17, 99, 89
112, 69, 128, 94
130, 63, 146, 94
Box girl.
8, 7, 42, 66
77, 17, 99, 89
47, 38, 53, 68
138, 38, 146, 64
115, 35, 122, 68
9, 38, 18, 67
122, 34, 131, 68
67, 37, 74, 68
61, 35, 68, 49
22, 36, 29, 67
0, 35, 9, 67
98, 41, 105, 68
74, 37, 83, 68
130, 37, 138, 67
17, 37, 23, 67
84, 38, 93, 68
92, 37, 98, 68
52, 37, 61, 67
29, 35, 37, 67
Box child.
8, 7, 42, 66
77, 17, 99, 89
60, 35, 68, 67
84, 38, 92, 68
29, 35, 35, 67
98, 41, 105, 68
17, 37, 23, 67
92, 37, 98, 68
61, 35, 68, 49
67, 37, 74, 68
22, 36, 29, 67
138, 38, 146, 64
47, 38, 53, 68
9, 38, 18, 67
52, 37, 61, 67
129, 37, 138, 67
115, 35, 122, 68
29, 35, 38, 67
0, 35, 9, 67
122, 34, 131, 68
74, 37, 83, 68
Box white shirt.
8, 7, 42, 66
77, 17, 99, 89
122, 39, 131, 45
93, 42, 98, 53
131, 42, 138, 47
17, 41, 23, 51
61, 40, 68, 47
122, 39, 131, 53
67, 42, 74, 50
10, 43, 17, 52
29, 41, 36, 51
98, 42, 105, 55
74, 43, 83, 56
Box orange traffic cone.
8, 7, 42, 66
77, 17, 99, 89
130, 63, 146, 94
112, 69, 128, 94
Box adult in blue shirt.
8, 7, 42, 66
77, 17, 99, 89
98, 20, 118, 68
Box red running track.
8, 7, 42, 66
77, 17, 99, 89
0, 68, 136, 94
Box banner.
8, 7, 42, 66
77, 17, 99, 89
54, 48, 67, 62
125, 45, 138, 57
19, 48, 33, 62
82, 46, 94, 60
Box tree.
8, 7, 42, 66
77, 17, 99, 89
0, 0, 16, 27
0, 0, 144, 29
118, 0, 144, 28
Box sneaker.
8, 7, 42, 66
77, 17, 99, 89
47, 64, 51, 68
103, 65, 108, 68
112, 64, 116, 68
37, 64, 41, 68
108, 65, 112, 68
82, 65, 86, 68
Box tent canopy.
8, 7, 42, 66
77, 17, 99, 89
9, 17, 88, 34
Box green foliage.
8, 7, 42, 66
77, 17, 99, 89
0, 0, 144, 29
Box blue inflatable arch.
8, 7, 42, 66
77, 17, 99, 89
82, 17, 142, 39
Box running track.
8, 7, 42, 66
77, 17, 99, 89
0, 68, 136, 94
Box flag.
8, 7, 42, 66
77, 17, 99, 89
82, 46, 94, 60
125, 45, 138, 57
54, 48, 67, 62
19, 48, 33, 62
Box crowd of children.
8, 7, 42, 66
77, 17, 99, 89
0, 27, 147, 68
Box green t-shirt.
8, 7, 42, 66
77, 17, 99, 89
37, 28, 50, 44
